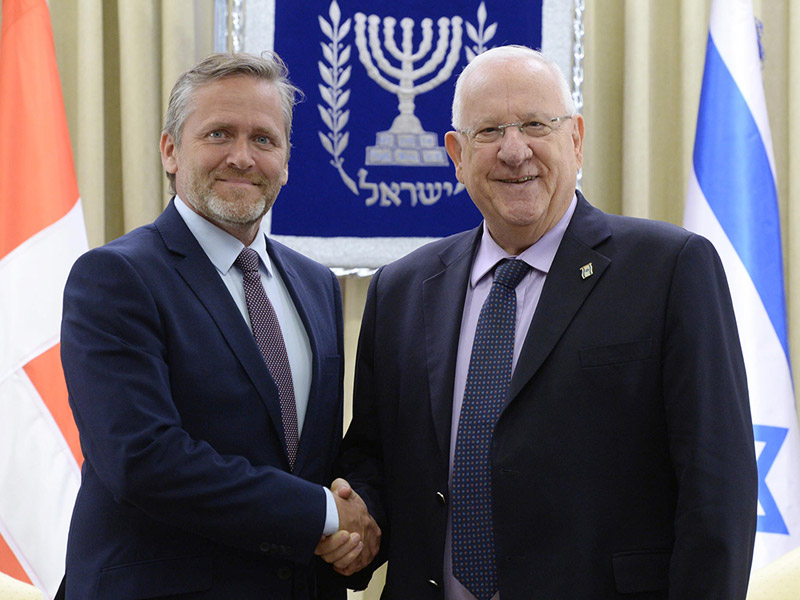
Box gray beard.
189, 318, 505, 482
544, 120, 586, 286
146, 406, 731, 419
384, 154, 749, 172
202, 189, 268, 225
190, 180, 273, 226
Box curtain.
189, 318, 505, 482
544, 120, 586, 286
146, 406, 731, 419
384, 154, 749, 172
35, 0, 800, 597
49, 0, 214, 247
582, 0, 800, 385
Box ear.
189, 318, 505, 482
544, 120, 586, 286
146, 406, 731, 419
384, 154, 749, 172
444, 131, 465, 183
281, 161, 289, 186
160, 132, 179, 175
571, 113, 585, 170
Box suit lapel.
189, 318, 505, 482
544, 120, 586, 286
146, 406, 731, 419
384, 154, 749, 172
154, 202, 288, 449
508, 193, 612, 402
422, 228, 481, 461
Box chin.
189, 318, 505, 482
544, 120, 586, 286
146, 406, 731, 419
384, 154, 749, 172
499, 204, 548, 226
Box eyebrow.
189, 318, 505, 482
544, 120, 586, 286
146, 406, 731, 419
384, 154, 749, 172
475, 113, 553, 125
202, 122, 283, 141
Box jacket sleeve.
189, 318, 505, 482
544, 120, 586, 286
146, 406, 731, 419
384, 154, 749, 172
61, 245, 328, 564
335, 267, 390, 586
661, 234, 757, 598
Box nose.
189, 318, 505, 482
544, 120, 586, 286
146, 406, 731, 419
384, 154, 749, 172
496, 127, 533, 167
227, 137, 255, 170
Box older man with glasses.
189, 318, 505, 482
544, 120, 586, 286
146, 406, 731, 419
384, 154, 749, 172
324, 45, 757, 599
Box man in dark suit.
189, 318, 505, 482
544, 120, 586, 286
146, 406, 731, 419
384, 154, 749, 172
333, 45, 758, 598
60, 52, 377, 599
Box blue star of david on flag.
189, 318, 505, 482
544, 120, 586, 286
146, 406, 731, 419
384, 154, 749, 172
754, 424, 789, 535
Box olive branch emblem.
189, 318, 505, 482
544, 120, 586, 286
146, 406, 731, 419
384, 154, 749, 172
464, 2, 497, 61
317, 0, 358, 194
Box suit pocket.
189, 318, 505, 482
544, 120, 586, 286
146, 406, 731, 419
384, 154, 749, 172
612, 549, 670, 594
580, 339, 653, 368
96, 555, 212, 599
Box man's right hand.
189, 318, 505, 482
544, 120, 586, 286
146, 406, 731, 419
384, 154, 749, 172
314, 478, 381, 575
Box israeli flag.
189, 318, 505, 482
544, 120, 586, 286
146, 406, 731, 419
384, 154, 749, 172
684, 0, 800, 569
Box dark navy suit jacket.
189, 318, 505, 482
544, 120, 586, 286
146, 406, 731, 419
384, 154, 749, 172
341, 192, 757, 598
61, 200, 345, 599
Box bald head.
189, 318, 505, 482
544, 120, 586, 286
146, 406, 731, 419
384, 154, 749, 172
451, 46, 574, 130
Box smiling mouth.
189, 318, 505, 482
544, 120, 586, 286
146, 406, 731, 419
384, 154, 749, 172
217, 178, 261, 186
499, 175, 537, 183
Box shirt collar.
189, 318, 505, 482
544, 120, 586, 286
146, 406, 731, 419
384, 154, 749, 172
470, 193, 578, 288
174, 195, 274, 277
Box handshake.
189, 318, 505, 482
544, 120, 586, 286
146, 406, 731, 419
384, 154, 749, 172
315, 478, 381, 576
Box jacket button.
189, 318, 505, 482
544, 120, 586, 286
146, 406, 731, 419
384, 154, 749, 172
259, 542, 272, 552
436, 491, 447, 505
277, 566, 293, 580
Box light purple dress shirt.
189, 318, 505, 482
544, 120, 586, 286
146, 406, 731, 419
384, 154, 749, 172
444, 195, 577, 600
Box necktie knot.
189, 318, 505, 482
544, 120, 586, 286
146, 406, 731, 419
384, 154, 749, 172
493, 258, 530, 290
234, 247, 260, 274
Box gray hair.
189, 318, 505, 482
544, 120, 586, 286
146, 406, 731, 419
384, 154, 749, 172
163, 52, 302, 192
451, 45, 575, 130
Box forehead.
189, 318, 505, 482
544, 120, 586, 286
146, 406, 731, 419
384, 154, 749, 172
187, 75, 285, 134
461, 57, 565, 124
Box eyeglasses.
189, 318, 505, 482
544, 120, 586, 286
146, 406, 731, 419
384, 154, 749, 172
458, 114, 574, 144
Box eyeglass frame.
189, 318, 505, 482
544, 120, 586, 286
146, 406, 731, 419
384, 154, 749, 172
457, 114, 574, 144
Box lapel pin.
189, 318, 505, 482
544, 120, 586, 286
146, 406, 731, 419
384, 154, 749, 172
580, 263, 594, 279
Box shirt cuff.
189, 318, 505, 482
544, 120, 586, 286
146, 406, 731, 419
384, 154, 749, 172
322, 486, 339, 536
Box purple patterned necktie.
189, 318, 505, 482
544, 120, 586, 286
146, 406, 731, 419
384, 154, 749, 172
234, 247, 299, 469
451, 258, 530, 600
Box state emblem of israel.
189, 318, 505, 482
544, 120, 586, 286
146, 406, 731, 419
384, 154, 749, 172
270, 0, 544, 242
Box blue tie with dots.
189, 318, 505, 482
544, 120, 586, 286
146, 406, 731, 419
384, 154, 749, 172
451, 258, 531, 600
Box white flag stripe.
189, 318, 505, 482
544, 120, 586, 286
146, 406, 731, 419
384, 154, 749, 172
708, 0, 777, 180
0, 200, 87, 381
0, 369, 79, 592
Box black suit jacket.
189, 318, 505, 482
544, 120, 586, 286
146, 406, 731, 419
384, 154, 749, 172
341, 192, 757, 598
61, 200, 346, 599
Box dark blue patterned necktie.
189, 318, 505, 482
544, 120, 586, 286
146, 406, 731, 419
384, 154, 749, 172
451, 258, 531, 600
234, 248, 299, 470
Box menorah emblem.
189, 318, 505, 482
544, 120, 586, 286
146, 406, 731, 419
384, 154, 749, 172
353, 12, 463, 167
